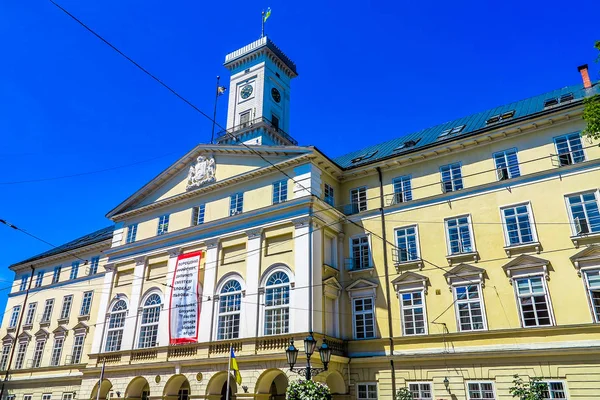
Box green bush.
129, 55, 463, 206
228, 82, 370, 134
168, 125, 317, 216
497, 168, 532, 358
286, 380, 332, 400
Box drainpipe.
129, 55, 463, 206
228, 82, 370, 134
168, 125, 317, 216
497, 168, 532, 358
376, 167, 396, 395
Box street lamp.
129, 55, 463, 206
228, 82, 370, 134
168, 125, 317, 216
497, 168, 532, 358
285, 333, 332, 380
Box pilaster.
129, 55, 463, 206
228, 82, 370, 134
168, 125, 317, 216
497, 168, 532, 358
198, 239, 220, 343
159, 248, 181, 347
122, 256, 147, 350
292, 217, 311, 333
244, 228, 263, 339
293, 163, 322, 198
91, 263, 115, 353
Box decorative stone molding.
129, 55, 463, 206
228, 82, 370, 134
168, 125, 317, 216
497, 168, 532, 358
323, 277, 342, 299
391, 271, 429, 295
168, 248, 182, 258
206, 239, 220, 250
246, 228, 263, 239
135, 256, 147, 266
104, 263, 116, 272
502, 254, 550, 283
504, 242, 542, 257
443, 263, 486, 290
292, 217, 311, 229
186, 155, 216, 190
345, 278, 378, 299
445, 251, 479, 266
569, 244, 600, 276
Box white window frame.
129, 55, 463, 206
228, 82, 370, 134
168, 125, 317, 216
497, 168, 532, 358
350, 187, 367, 213
32, 339, 45, 368
62, 394, 74, 400
230, 193, 244, 216
70, 334, 85, 364
392, 175, 412, 203
52, 266, 61, 284
583, 268, 600, 323
19, 276, 28, 292
192, 205, 205, 226
60, 295, 73, 320
493, 148, 521, 180
356, 382, 378, 399
394, 225, 420, 263
89, 256, 99, 275
69, 262, 79, 280
513, 275, 555, 328
25, 303, 37, 326
445, 215, 476, 255
0, 344, 11, 370
540, 380, 568, 399
126, 223, 138, 244
408, 382, 434, 400
216, 279, 243, 340
349, 234, 372, 270
24, 395, 33, 400
564, 190, 600, 236
440, 162, 463, 192
35, 271, 44, 288
465, 381, 496, 400
137, 292, 162, 349
399, 289, 427, 336
50, 336, 64, 366
263, 270, 291, 336
324, 183, 334, 206
105, 299, 128, 352
9, 306, 21, 328
14, 341, 28, 369
80, 291, 93, 316
42, 395, 51, 400
272, 180, 288, 204
352, 296, 376, 340
453, 284, 488, 331
554, 132, 585, 166
157, 214, 170, 236
500, 202, 538, 247
41, 299, 54, 323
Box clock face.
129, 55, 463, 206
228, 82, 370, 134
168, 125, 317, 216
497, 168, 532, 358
271, 87, 281, 103
240, 84, 253, 99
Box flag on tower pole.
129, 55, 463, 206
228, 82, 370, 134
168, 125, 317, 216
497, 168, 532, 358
261, 7, 272, 37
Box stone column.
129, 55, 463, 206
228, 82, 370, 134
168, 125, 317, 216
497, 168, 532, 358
292, 217, 311, 333
311, 220, 324, 334
159, 248, 181, 347
91, 263, 115, 353
122, 256, 147, 350
198, 239, 219, 343
244, 228, 262, 339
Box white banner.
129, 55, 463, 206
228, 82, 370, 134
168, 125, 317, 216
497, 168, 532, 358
169, 251, 202, 344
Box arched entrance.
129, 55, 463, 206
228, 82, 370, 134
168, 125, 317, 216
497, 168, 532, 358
326, 371, 346, 395
255, 369, 288, 400
206, 372, 237, 400
163, 375, 190, 400
90, 379, 113, 400
125, 377, 150, 400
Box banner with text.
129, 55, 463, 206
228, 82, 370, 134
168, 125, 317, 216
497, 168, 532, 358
169, 251, 202, 344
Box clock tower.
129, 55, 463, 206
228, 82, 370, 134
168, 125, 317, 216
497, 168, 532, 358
216, 36, 298, 146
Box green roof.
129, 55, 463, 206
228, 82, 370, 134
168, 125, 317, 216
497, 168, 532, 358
334, 82, 599, 169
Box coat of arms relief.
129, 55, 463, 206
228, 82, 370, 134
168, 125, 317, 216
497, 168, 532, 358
186, 155, 216, 190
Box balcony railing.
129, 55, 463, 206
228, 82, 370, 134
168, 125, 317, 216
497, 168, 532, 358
215, 116, 298, 146
345, 257, 372, 271
551, 149, 586, 167
391, 247, 419, 265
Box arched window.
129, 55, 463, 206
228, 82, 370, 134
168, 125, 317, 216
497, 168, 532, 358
105, 300, 127, 352
138, 293, 161, 348
217, 280, 242, 340
264, 271, 290, 335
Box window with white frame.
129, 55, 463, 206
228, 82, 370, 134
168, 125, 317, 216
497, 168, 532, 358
395, 226, 419, 262
467, 382, 495, 399
409, 382, 433, 400
42, 395, 51, 400
324, 183, 334, 206
264, 271, 290, 335
350, 187, 367, 213
514, 276, 553, 327
566, 192, 600, 235
272, 180, 288, 204
350, 235, 371, 270
230, 193, 244, 216
32, 340, 45, 368
52, 266, 61, 284
60, 295, 73, 320
0, 344, 11, 370
6, 395, 14, 400
105, 300, 127, 352
50, 337, 64, 366
62, 393, 74, 400
440, 162, 463, 192
540, 381, 567, 399
454, 285, 486, 331
157, 215, 170, 236
356, 383, 377, 399
35, 271, 44, 288
192, 205, 205, 226
138, 294, 161, 348
554, 132, 585, 166
400, 291, 426, 335
71, 335, 85, 364
494, 148, 520, 180
502, 204, 536, 246
353, 297, 375, 339
446, 216, 474, 254
14, 341, 27, 369
69, 262, 79, 280
41, 299, 54, 323
9, 306, 21, 328
584, 269, 600, 323
25, 303, 36, 326
217, 280, 242, 340
392, 175, 412, 204
19, 276, 28, 292
80, 291, 93, 316
89, 256, 99, 275
24, 395, 32, 400
126, 223, 138, 244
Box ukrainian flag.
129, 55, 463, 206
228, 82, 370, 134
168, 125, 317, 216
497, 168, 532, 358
230, 348, 242, 385
263, 7, 272, 23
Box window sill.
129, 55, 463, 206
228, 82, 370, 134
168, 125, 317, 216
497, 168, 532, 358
348, 267, 375, 278
571, 232, 600, 248
57, 318, 69, 325
6, 327, 16, 333
504, 242, 541, 257
445, 251, 479, 266
22, 324, 32, 330
323, 264, 339, 277
39, 321, 50, 327
394, 259, 423, 272
78, 315, 90, 322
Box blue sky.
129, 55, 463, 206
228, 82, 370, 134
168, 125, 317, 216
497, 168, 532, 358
0, 0, 598, 310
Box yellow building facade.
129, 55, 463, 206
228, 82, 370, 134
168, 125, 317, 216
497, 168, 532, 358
2, 36, 600, 400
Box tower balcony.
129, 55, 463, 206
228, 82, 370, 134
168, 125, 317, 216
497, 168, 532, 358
215, 116, 298, 146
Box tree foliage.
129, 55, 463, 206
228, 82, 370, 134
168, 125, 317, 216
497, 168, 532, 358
395, 387, 414, 400
286, 380, 332, 400
582, 40, 600, 140
508, 375, 548, 400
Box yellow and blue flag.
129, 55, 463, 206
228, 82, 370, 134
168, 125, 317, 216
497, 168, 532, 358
263, 7, 272, 23
230, 348, 242, 385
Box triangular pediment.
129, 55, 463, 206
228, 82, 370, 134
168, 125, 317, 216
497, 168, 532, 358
52, 326, 68, 336
570, 245, 600, 262
345, 278, 378, 292
502, 254, 550, 278
392, 271, 429, 293
17, 331, 31, 340
34, 328, 49, 338
107, 145, 314, 218
2, 334, 14, 343
72, 322, 89, 333
444, 263, 486, 285
323, 276, 342, 291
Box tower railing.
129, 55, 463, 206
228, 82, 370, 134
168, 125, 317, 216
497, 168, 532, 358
215, 116, 298, 146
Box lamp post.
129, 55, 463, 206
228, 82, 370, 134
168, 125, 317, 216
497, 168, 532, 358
285, 332, 332, 381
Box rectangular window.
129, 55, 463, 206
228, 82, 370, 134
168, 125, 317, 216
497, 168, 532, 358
515, 276, 553, 327
80, 291, 93, 316
271, 114, 279, 131
272, 180, 288, 204
42, 395, 51, 400
440, 162, 463, 192
14, 342, 27, 369
467, 382, 495, 400
32, 340, 45, 368
350, 187, 367, 213
24, 395, 33, 400
69, 262, 79, 280
454, 285, 486, 331
126, 224, 138, 244
350, 236, 371, 270
50, 337, 64, 366
35, 271, 44, 288
400, 291, 426, 335
25, 303, 37, 326
357, 383, 377, 399
52, 266, 61, 284
540, 381, 567, 399
502, 204, 535, 246
554, 132, 585, 166
62, 394, 74, 400
60, 295, 73, 320
395, 226, 419, 262
392, 175, 412, 204
566, 192, 600, 235
409, 383, 433, 400
353, 297, 375, 339
9, 306, 21, 328
0, 344, 10, 370
324, 183, 334, 206
230, 193, 244, 216
89, 256, 99, 275
157, 215, 170, 236
446, 216, 474, 254
41, 299, 54, 323
19, 276, 28, 292
239, 110, 251, 128
494, 148, 520, 180
584, 269, 600, 323
71, 335, 85, 364
192, 205, 205, 226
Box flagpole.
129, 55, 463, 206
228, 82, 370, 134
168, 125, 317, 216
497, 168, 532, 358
210, 75, 221, 144
225, 346, 232, 400
261, 10, 265, 38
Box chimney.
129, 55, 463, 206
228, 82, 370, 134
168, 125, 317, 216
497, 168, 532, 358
578, 64, 592, 89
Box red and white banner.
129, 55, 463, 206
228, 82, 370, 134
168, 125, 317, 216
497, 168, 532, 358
169, 251, 202, 344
